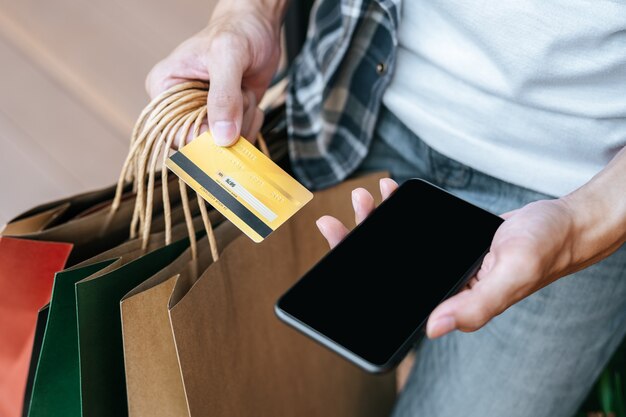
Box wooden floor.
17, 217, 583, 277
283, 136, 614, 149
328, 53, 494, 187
0, 0, 217, 226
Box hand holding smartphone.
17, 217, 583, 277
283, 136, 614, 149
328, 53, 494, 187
275, 178, 503, 373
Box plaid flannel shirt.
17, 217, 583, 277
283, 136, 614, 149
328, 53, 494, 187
286, 0, 401, 190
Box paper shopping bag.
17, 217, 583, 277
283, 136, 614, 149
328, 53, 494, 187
2, 205, 70, 236
75, 232, 201, 417
121, 221, 240, 417
1, 182, 124, 236
170, 172, 396, 417
5, 180, 181, 265
22, 305, 49, 417
0, 237, 72, 417
26, 259, 120, 417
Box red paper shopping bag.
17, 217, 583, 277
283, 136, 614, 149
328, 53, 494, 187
0, 237, 72, 417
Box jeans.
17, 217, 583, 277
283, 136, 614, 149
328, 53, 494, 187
355, 106, 626, 417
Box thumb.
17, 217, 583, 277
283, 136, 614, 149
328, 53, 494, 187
206, 47, 245, 146
426, 251, 520, 339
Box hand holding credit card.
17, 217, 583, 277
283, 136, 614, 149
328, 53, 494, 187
165, 133, 313, 242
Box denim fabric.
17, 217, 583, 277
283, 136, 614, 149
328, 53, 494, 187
355, 106, 626, 417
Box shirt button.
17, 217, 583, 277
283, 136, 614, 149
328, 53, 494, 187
376, 62, 386, 75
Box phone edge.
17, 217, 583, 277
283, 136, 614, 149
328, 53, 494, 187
274, 304, 389, 373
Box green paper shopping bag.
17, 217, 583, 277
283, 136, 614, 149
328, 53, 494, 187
22, 305, 49, 417
27, 259, 120, 417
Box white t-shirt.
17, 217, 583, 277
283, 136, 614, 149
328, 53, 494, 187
383, 0, 626, 197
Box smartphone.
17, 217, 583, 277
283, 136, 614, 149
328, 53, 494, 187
275, 178, 503, 373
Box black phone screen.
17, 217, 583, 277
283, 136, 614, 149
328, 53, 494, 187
276, 179, 503, 369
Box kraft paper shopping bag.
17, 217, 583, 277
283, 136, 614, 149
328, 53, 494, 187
121, 221, 239, 417
1, 204, 70, 236
4, 180, 181, 265
169, 173, 396, 417
1, 182, 123, 236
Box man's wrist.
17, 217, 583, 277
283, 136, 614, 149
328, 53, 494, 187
214, 0, 289, 28
560, 147, 626, 269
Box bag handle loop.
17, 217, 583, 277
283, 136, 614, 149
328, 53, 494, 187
111, 82, 271, 261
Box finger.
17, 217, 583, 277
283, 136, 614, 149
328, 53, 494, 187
426, 249, 524, 339
352, 188, 375, 225
316, 215, 350, 249
501, 209, 519, 220
247, 108, 264, 144
145, 60, 170, 99
240, 90, 257, 141
195, 121, 209, 138
145, 64, 159, 98
396, 351, 416, 393
189, 120, 208, 143
145, 57, 189, 99
426, 283, 507, 338
379, 178, 399, 200
171, 117, 208, 148
206, 37, 246, 146
426, 291, 474, 339
476, 251, 496, 280
172, 113, 208, 146
464, 276, 479, 291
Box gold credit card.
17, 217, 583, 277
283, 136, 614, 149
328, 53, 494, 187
165, 132, 313, 242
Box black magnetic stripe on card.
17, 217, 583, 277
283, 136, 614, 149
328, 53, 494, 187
169, 152, 273, 239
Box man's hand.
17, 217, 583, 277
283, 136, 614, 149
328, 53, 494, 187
316, 160, 626, 339
146, 0, 287, 145
424, 198, 578, 338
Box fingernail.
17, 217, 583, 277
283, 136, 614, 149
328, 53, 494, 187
351, 191, 362, 223
427, 316, 456, 339
211, 121, 237, 146
315, 218, 326, 234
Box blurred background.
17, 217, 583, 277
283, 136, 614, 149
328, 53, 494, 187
0, 0, 217, 226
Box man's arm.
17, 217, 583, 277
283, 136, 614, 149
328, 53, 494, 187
562, 146, 626, 273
